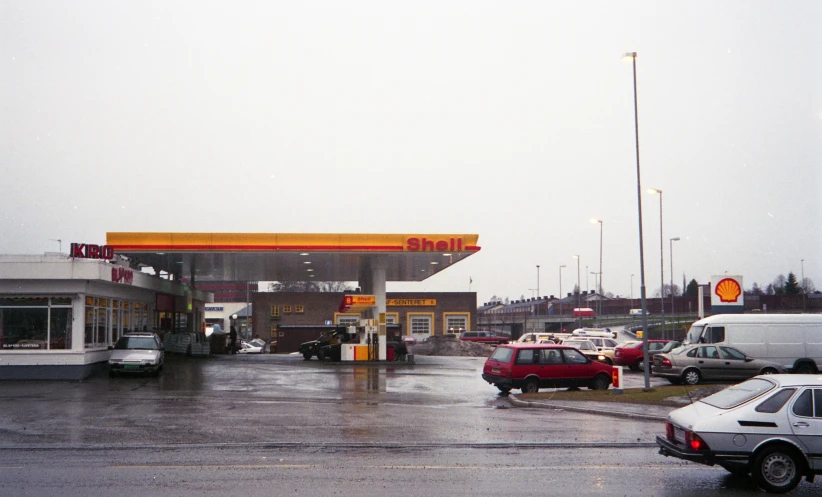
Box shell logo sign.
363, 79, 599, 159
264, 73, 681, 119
711, 275, 744, 309
715, 278, 742, 303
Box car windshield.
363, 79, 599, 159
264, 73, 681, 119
623, 342, 642, 349
489, 347, 514, 362
684, 325, 703, 345
700, 378, 776, 409
567, 341, 595, 351
660, 341, 682, 353
114, 336, 158, 350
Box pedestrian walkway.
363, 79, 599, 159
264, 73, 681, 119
508, 395, 673, 422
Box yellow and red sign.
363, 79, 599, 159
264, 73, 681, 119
338, 295, 376, 313
386, 299, 437, 306
711, 275, 744, 308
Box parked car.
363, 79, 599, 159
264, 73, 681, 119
459, 331, 509, 345
108, 332, 164, 377
657, 375, 822, 493
401, 335, 417, 345
652, 344, 786, 385
298, 327, 352, 360
614, 339, 672, 371
561, 338, 613, 364
516, 333, 556, 344
481, 343, 613, 393
238, 338, 267, 354
571, 327, 617, 339
629, 308, 650, 317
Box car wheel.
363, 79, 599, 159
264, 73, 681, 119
496, 386, 511, 394
318, 349, 326, 361
795, 364, 816, 374
589, 374, 610, 390
302, 352, 312, 360
108, 369, 116, 378
760, 367, 778, 375
521, 378, 539, 394
628, 364, 640, 372
752, 445, 803, 493
667, 377, 683, 385
682, 368, 701, 385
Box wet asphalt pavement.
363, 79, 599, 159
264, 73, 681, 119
2, 353, 820, 496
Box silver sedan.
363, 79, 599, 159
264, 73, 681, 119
652, 344, 785, 385
657, 375, 822, 493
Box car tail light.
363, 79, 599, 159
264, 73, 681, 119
665, 421, 674, 441
661, 357, 672, 367
686, 431, 709, 451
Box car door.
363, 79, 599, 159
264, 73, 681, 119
560, 348, 594, 388
537, 348, 565, 388
718, 346, 761, 380
787, 388, 822, 471
694, 345, 724, 379
514, 348, 541, 385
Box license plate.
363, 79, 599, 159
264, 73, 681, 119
124, 365, 139, 370
674, 427, 686, 444
491, 368, 501, 374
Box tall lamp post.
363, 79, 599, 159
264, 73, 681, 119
559, 264, 566, 332
631, 273, 635, 307
648, 187, 665, 338
591, 218, 603, 320
670, 237, 680, 328
623, 50, 651, 390
573, 255, 581, 328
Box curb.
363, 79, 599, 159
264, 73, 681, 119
507, 395, 667, 422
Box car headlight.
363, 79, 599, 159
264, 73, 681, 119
109, 359, 122, 363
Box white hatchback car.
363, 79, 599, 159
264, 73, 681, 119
108, 332, 164, 377
657, 375, 822, 493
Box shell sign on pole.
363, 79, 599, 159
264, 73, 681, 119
711, 275, 744, 313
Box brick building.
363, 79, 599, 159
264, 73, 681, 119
252, 291, 477, 353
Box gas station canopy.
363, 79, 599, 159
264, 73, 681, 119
106, 233, 481, 283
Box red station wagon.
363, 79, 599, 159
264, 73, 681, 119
482, 343, 613, 394
613, 339, 672, 371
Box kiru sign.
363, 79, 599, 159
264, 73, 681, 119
71, 243, 115, 260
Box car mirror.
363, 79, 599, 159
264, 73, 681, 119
745, 357, 753, 362
159, 346, 165, 351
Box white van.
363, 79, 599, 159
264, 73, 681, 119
683, 314, 822, 373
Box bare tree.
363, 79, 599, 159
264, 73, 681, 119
267, 281, 354, 292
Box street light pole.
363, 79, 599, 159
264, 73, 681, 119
536, 265, 540, 300
670, 237, 680, 328
559, 264, 566, 332
591, 218, 603, 320
631, 273, 635, 308
574, 255, 581, 329
648, 188, 665, 338
623, 50, 651, 390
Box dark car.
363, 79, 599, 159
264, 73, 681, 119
613, 339, 672, 371
459, 331, 509, 345
318, 337, 409, 362
481, 343, 613, 394
299, 327, 352, 360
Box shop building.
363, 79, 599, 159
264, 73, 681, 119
0, 254, 211, 380
254, 291, 477, 354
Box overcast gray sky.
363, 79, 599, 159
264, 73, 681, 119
2, 1, 820, 304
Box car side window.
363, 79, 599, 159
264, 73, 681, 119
815, 390, 822, 418
792, 389, 814, 418
562, 349, 588, 364
686, 347, 698, 357
719, 347, 746, 361
755, 388, 796, 413
516, 349, 536, 365
697, 346, 719, 359
542, 349, 563, 364
605, 339, 617, 348
649, 342, 664, 351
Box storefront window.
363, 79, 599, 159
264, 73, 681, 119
0, 297, 73, 351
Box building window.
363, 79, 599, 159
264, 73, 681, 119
295, 305, 304, 313
0, 297, 73, 351
283, 305, 292, 313
270, 305, 280, 318
408, 313, 433, 335
335, 313, 359, 327
444, 313, 470, 334
385, 313, 398, 325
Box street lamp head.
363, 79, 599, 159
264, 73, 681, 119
573, 255, 580, 259
671, 237, 680, 242
647, 187, 661, 195
590, 217, 603, 225
560, 264, 566, 268
622, 52, 637, 61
